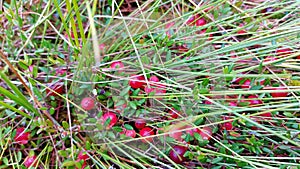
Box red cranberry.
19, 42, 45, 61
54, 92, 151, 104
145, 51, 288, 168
169, 128, 183, 141
270, 86, 288, 98
248, 95, 263, 105
14, 127, 30, 144
77, 151, 89, 160
168, 108, 180, 119
100, 112, 118, 128
99, 44, 105, 50
241, 79, 251, 89
228, 101, 237, 106
199, 127, 212, 140
185, 126, 201, 137
80, 97, 95, 111
125, 129, 136, 138
195, 18, 206, 26
110, 61, 124, 69
139, 127, 154, 143
169, 145, 187, 164
276, 47, 292, 56
46, 84, 64, 97
129, 74, 145, 89
24, 155, 38, 168
186, 15, 199, 25
221, 117, 233, 130
261, 112, 272, 118
149, 75, 159, 85
264, 56, 277, 63
135, 119, 146, 130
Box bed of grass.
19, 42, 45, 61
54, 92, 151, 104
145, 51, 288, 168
0, 0, 300, 168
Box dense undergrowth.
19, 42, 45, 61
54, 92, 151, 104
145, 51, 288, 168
0, 0, 300, 168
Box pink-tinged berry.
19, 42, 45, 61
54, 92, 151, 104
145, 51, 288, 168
129, 74, 145, 89
248, 95, 263, 105
195, 18, 206, 26
110, 61, 124, 70
80, 97, 95, 111
77, 151, 89, 160
229, 101, 237, 107
241, 79, 251, 89
24, 155, 38, 168
99, 44, 105, 50
100, 112, 118, 128
14, 127, 30, 144
125, 129, 136, 138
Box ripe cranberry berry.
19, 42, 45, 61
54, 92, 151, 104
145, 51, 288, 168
139, 127, 154, 143
276, 47, 292, 56
199, 127, 212, 140
261, 112, 272, 118
221, 117, 233, 130
169, 145, 187, 164
135, 119, 146, 130
169, 128, 183, 141
110, 61, 124, 69
100, 112, 118, 128
80, 97, 95, 111
46, 84, 64, 97
195, 18, 206, 27
186, 15, 199, 25
248, 95, 263, 105
129, 74, 145, 89
149, 75, 159, 85
125, 129, 136, 138
168, 108, 180, 119
24, 155, 38, 168
241, 79, 251, 89
76, 151, 89, 169
14, 127, 30, 144
228, 101, 237, 107
270, 86, 288, 98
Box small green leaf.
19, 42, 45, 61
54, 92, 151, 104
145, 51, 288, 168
124, 124, 133, 130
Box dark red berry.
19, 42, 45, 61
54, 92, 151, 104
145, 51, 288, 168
169, 145, 187, 164
100, 112, 118, 128
276, 47, 292, 56
221, 117, 233, 130
24, 155, 38, 168
129, 74, 145, 89
80, 97, 95, 111
14, 127, 30, 144
168, 108, 180, 119
139, 127, 154, 143
135, 119, 146, 130
46, 84, 64, 97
